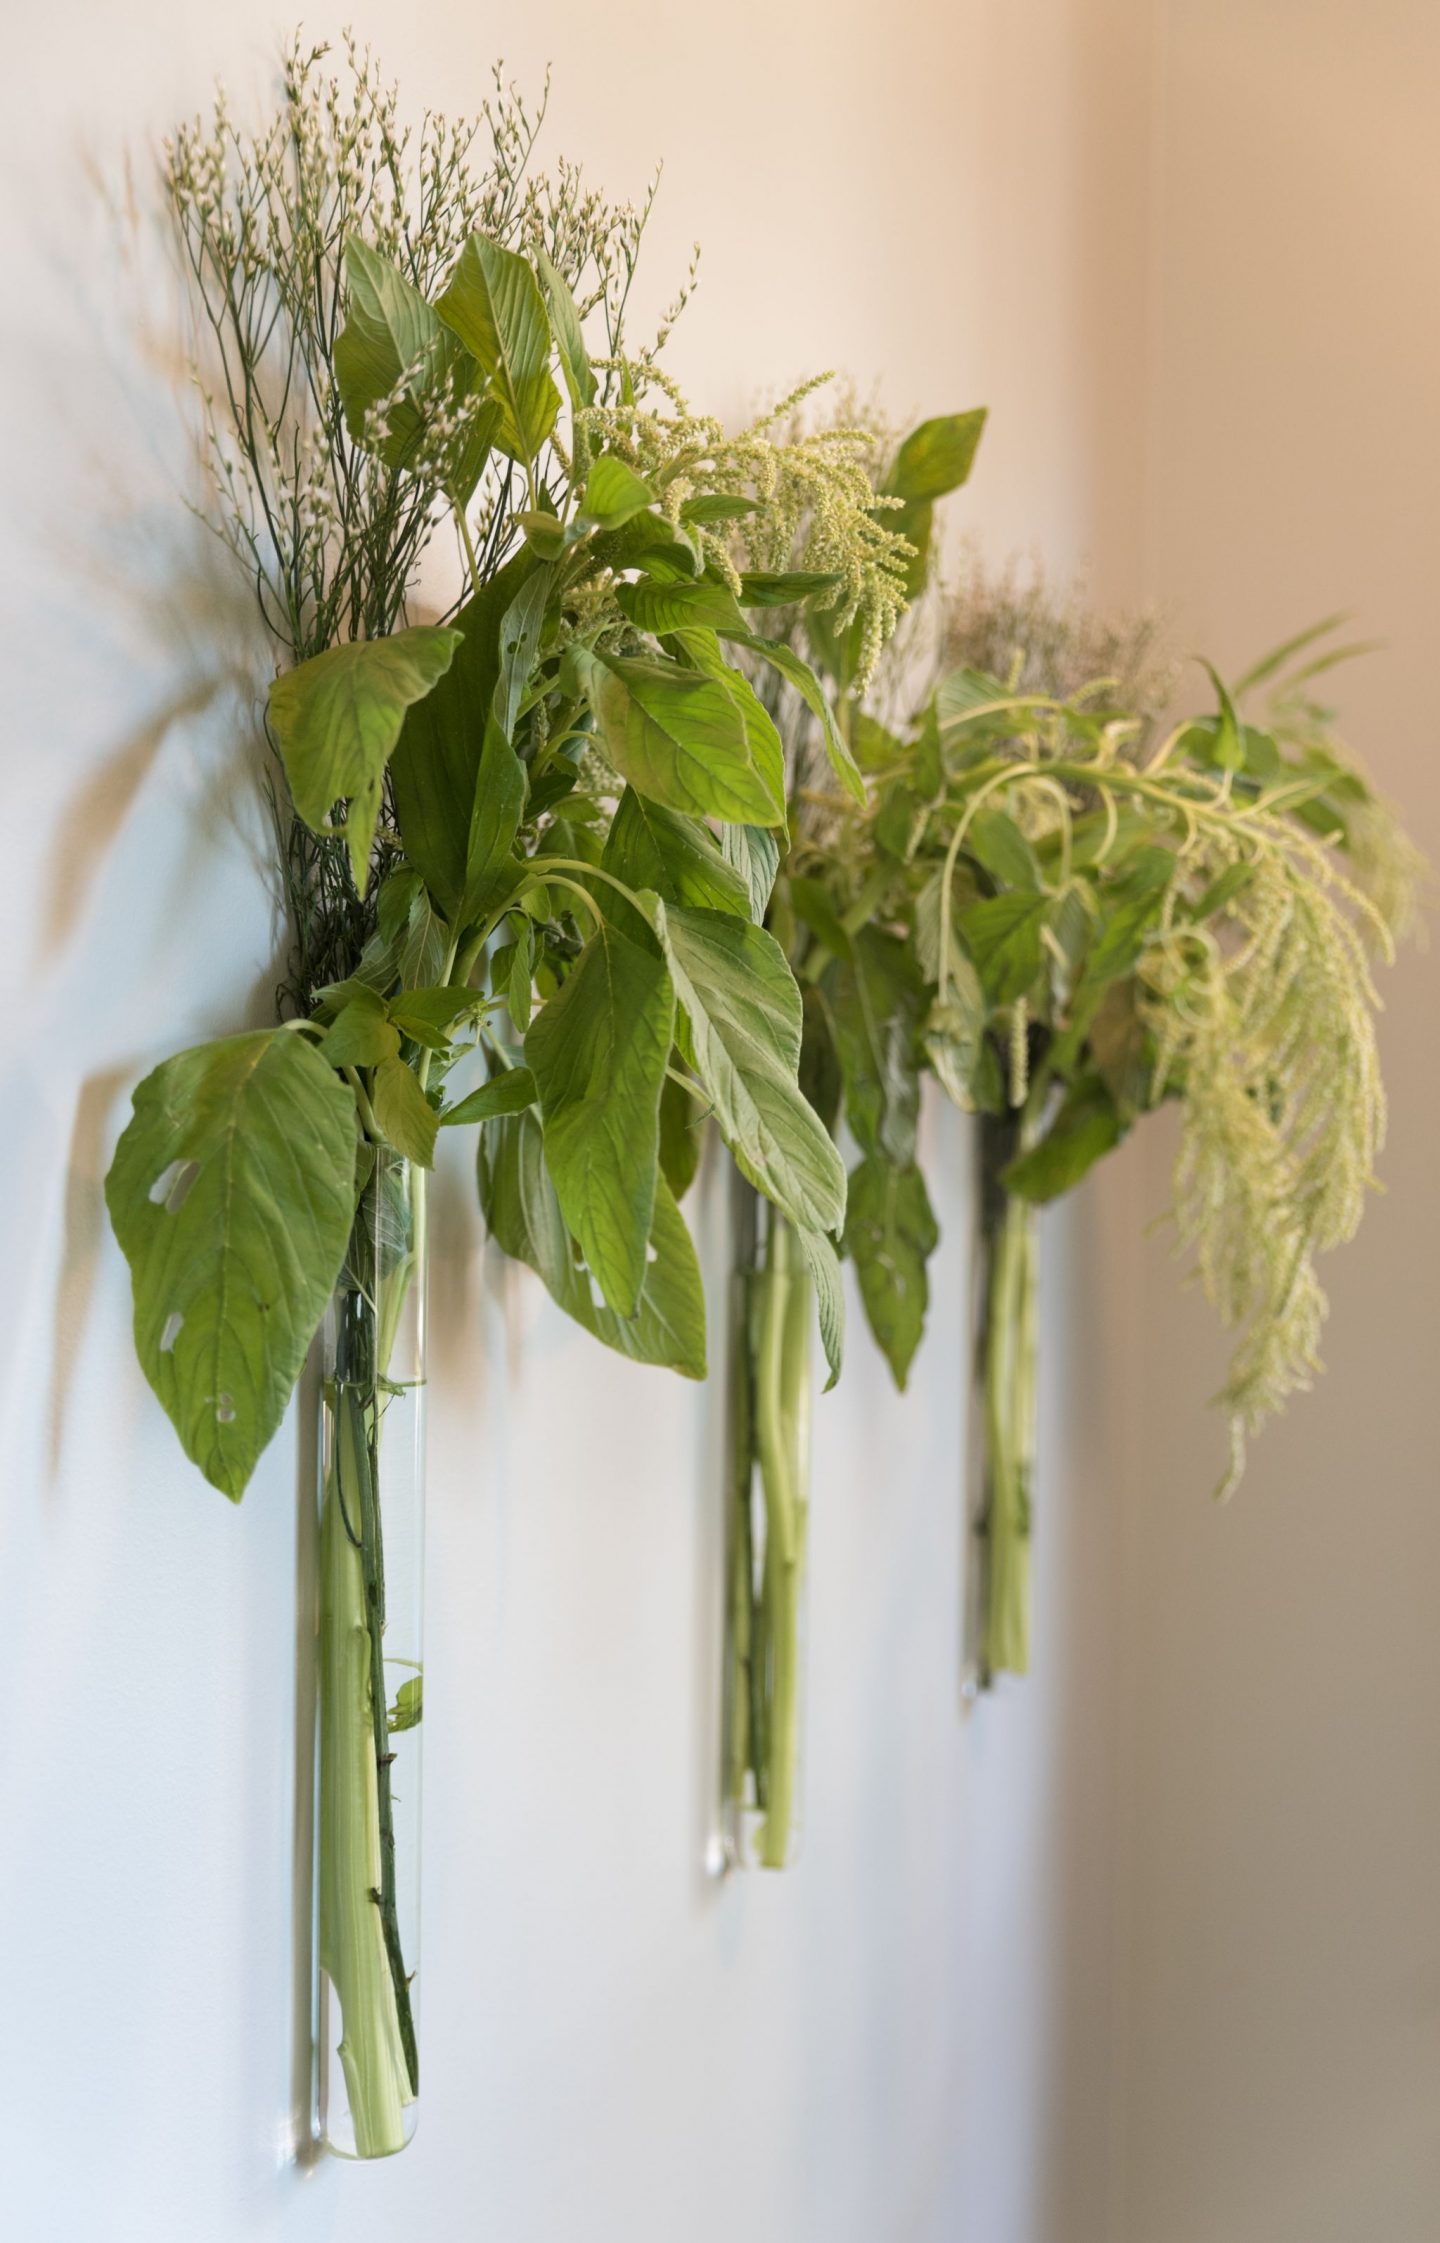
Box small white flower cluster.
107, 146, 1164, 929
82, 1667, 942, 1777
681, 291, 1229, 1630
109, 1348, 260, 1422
162, 36, 679, 664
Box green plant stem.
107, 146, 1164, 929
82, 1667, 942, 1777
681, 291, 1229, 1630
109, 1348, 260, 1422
317, 1166, 421, 2155
728, 1206, 811, 1869
978, 1147, 1039, 1679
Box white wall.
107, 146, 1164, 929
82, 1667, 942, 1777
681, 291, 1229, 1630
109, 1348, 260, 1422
1112, 7, 1440, 2239
0, 6, 1153, 2241
12, 8, 1429, 2238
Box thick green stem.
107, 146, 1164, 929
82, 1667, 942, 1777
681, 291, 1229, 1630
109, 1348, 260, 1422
723, 1192, 813, 1870
317, 1160, 421, 2156
318, 1424, 412, 2155
978, 1148, 1039, 1680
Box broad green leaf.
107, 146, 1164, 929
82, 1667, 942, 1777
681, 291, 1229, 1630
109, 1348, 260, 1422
799, 983, 844, 1135
883, 409, 988, 503
105, 1030, 355, 1498
738, 571, 842, 607
723, 629, 865, 804
843, 1154, 938, 1389
441, 1065, 538, 1127
388, 985, 480, 1042
824, 929, 925, 1165
875, 781, 931, 862
891, 497, 934, 601
721, 823, 781, 922
786, 875, 853, 966
435, 235, 560, 463
398, 885, 451, 991
913, 862, 981, 981
595, 509, 703, 579
1089, 982, 1152, 1120
793, 1222, 845, 1390
480, 1108, 706, 1375
390, 556, 535, 920
968, 808, 1041, 891
534, 245, 594, 411
525, 918, 674, 1317
516, 510, 569, 558
601, 786, 751, 918
853, 713, 906, 773
334, 240, 494, 500
376, 866, 425, 946
1004, 1077, 1124, 1203
507, 918, 534, 1032
681, 494, 760, 525
577, 649, 786, 827
669, 630, 790, 815
493, 565, 553, 745
923, 958, 986, 1111
1085, 847, 1175, 987
269, 629, 462, 890
959, 891, 1049, 1005
372, 1057, 439, 1168
617, 577, 748, 636
644, 900, 846, 1236
659, 1068, 705, 1200
323, 999, 400, 1069
581, 454, 656, 527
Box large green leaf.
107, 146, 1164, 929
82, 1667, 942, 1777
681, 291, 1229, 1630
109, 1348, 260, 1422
883, 410, 988, 504
723, 630, 865, 805
493, 564, 553, 744
824, 929, 925, 1165
524, 919, 674, 1317
644, 900, 846, 1236
600, 786, 751, 918
1084, 846, 1176, 987
1004, 1076, 1124, 1204
371, 1056, 439, 1169
581, 454, 656, 527
533, 246, 595, 412
334, 240, 494, 500
959, 891, 1049, 1006
269, 629, 462, 890
441, 1065, 538, 1128
720, 824, 781, 922
794, 1222, 845, 1390
923, 971, 986, 1112
617, 577, 749, 637
435, 235, 560, 464
843, 1154, 939, 1390
479, 1109, 705, 1376
105, 1030, 356, 1498
577, 649, 786, 827
669, 629, 791, 815
390, 556, 535, 921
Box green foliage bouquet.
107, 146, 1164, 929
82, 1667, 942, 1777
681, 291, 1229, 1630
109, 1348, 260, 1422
716, 405, 985, 1865
753, 414, 1422, 1688
105, 39, 907, 2152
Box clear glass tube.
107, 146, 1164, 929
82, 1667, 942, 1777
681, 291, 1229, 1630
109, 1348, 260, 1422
314, 1149, 426, 2158
966, 1113, 1039, 1689
718, 1182, 813, 1871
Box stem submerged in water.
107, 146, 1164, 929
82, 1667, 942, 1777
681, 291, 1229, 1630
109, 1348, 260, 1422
723, 1192, 812, 1869
975, 1113, 1040, 1681
316, 1156, 423, 2157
